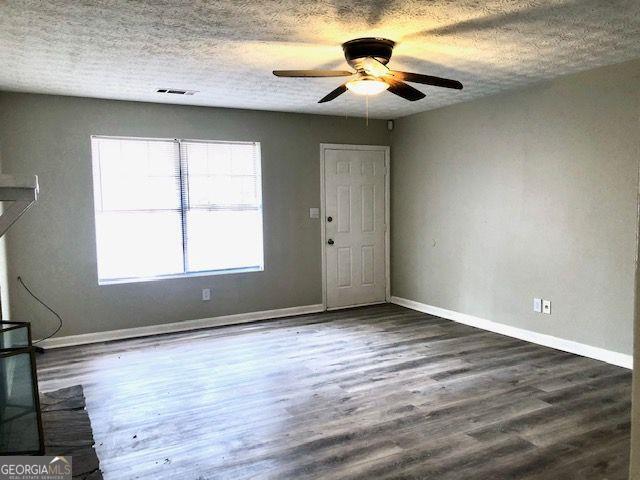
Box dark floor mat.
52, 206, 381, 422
41, 385, 103, 480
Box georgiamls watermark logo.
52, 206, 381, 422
0, 456, 72, 480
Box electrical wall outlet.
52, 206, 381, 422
533, 298, 542, 313
202, 288, 211, 301
542, 299, 551, 315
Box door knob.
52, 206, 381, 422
327, 239, 334, 245
327, 216, 333, 222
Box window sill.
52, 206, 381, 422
98, 266, 264, 286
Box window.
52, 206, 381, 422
91, 136, 263, 284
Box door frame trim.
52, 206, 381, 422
319, 143, 391, 310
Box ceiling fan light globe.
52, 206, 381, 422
346, 78, 389, 96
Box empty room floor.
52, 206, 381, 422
37, 304, 632, 479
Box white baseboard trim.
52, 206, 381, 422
39, 304, 325, 350
390, 296, 633, 369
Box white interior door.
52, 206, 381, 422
323, 146, 388, 309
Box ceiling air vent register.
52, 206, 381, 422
156, 88, 197, 95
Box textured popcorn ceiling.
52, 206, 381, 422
1, 1, 640, 119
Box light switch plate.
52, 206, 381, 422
309, 207, 320, 219
533, 298, 542, 313
202, 288, 211, 301
542, 299, 551, 315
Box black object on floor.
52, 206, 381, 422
41, 385, 103, 480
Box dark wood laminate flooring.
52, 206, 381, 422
37, 304, 632, 480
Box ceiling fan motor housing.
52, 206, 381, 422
342, 38, 395, 68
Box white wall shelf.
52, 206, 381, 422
0, 174, 39, 237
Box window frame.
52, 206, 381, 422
90, 135, 264, 285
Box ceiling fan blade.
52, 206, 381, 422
318, 84, 348, 103
390, 71, 463, 90
273, 70, 353, 77
359, 57, 390, 77
384, 78, 426, 101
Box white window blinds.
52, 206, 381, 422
180, 141, 263, 273
91, 136, 263, 283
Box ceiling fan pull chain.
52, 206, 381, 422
366, 95, 369, 126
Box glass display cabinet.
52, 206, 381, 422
0, 320, 44, 455
0, 174, 41, 454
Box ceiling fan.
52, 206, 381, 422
273, 37, 463, 103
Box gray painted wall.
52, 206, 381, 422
391, 59, 640, 355
632, 252, 640, 478
0, 156, 10, 320
0, 92, 389, 338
